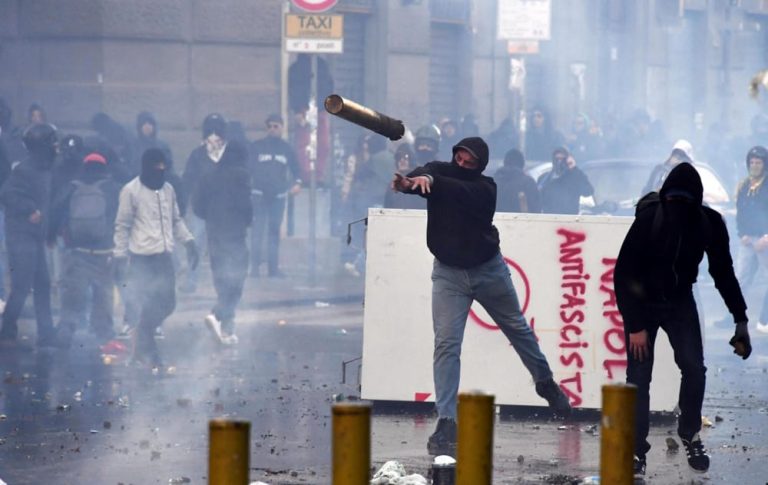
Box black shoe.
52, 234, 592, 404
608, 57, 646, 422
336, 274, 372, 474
427, 417, 456, 456
535, 378, 572, 416
681, 433, 709, 472
633, 455, 646, 477
54, 326, 74, 349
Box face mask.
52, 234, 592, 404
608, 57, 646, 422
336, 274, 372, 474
205, 135, 226, 162
140, 167, 166, 190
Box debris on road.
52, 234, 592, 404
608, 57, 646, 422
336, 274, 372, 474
371, 460, 427, 485
665, 437, 679, 452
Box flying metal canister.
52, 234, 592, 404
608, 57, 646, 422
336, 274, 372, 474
324, 94, 405, 141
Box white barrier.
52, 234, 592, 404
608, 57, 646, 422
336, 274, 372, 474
360, 208, 679, 411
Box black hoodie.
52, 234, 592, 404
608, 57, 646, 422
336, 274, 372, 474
614, 162, 746, 333
0, 153, 54, 242
407, 137, 499, 268
192, 141, 252, 242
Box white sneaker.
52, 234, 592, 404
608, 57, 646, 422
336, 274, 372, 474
221, 333, 239, 346
343, 262, 361, 277
117, 324, 134, 340
0, 299, 6, 315
154, 327, 165, 339
204, 314, 224, 343
756, 322, 768, 334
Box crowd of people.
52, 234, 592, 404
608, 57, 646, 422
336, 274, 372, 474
0, 98, 309, 369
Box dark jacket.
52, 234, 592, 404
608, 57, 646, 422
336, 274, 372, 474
407, 137, 500, 268
48, 165, 121, 250
614, 163, 747, 333
192, 141, 252, 242
249, 135, 301, 198
0, 155, 53, 242
735, 176, 768, 237
538, 166, 593, 215
494, 166, 541, 213
182, 144, 219, 209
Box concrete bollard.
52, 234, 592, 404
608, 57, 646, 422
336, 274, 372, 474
600, 383, 637, 485
456, 391, 495, 485
332, 401, 371, 485
208, 419, 250, 485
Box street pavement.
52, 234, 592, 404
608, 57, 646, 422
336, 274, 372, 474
0, 264, 767, 484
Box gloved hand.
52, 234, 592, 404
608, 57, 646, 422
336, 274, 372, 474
185, 240, 200, 271
729, 321, 752, 360
113, 256, 129, 283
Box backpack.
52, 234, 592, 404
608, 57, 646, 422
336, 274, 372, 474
68, 180, 109, 245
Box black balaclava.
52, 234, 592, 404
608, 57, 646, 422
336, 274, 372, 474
23, 123, 58, 168
60, 135, 85, 168
140, 147, 166, 190
659, 162, 703, 232
448, 137, 490, 181
551, 147, 570, 176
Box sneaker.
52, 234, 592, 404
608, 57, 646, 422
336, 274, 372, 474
427, 417, 457, 456
221, 333, 239, 346
633, 455, 646, 477
154, 327, 165, 339
756, 321, 768, 334
0, 299, 6, 315
55, 326, 75, 350
535, 378, 572, 416
117, 324, 134, 340
205, 314, 224, 344
681, 433, 710, 472
343, 262, 361, 278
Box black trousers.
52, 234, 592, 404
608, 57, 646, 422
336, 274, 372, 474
625, 295, 705, 458
0, 238, 53, 342
58, 249, 114, 341
250, 194, 286, 275
209, 236, 248, 334
128, 252, 176, 341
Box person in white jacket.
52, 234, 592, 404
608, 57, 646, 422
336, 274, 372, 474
114, 148, 199, 369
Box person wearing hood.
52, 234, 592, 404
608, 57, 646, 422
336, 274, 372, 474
412, 124, 441, 165
392, 136, 571, 456
641, 139, 694, 196
538, 147, 594, 215
494, 148, 541, 213
525, 106, 564, 162
614, 162, 750, 477
180, 113, 228, 292
131, 111, 172, 178
249, 114, 301, 278
114, 148, 198, 369
48, 152, 121, 349
193, 141, 252, 345
0, 123, 58, 348
734, 146, 768, 334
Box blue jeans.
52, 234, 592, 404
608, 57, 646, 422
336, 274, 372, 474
431, 252, 554, 419
625, 295, 705, 458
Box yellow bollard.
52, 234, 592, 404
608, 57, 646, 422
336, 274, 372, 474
332, 401, 371, 485
456, 391, 495, 485
208, 419, 250, 485
600, 383, 637, 485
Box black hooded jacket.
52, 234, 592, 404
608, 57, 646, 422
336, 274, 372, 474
249, 135, 301, 198
132, 111, 173, 178
494, 165, 541, 213
192, 141, 252, 242
614, 163, 747, 333
407, 137, 500, 268
0, 154, 53, 242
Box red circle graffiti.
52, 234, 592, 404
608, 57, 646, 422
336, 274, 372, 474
469, 256, 531, 330
291, 0, 338, 12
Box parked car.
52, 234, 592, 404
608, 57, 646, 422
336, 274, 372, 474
526, 159, 732, 216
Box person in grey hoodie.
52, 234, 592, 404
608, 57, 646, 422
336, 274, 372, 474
114, 148, 198, 369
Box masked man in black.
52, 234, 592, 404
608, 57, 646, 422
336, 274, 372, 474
614, 162, 751, 477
